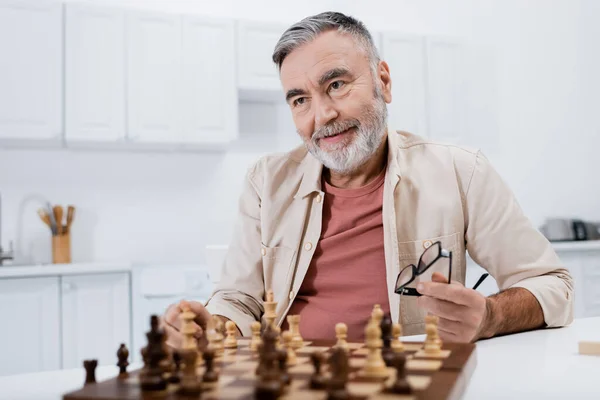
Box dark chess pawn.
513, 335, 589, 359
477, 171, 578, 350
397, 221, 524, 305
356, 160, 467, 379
203, 348, 219, 383
83, 359, 97, 385
380, 313, 395, 367
278, 349, 291, 387
327, 347, 350, 400
140, 315, 168, 391
254, 324, 283, 400
310, 352, 327, 389
390, 352, 412, 394
117, 343, 129, 377
168, 351, 182, 384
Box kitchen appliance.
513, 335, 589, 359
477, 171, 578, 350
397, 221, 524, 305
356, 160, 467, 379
540, 218, 600, 241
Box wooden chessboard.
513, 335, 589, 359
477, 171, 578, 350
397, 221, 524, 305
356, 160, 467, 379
63, 338, 476, 400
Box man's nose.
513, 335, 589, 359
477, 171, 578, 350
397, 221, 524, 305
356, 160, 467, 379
314, 96, 339, 128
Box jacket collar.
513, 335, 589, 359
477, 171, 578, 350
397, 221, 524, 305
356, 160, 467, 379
293, 128, 403, 199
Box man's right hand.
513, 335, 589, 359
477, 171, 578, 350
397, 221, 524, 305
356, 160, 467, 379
161, 300, 213, 348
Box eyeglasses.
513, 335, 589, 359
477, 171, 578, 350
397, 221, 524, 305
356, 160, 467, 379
394, 241, 489, 296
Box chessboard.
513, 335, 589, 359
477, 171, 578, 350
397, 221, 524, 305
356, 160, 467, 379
62, 336, 476, 400
63, 296, 476, 400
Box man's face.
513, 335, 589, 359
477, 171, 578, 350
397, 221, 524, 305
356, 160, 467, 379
280, 30, 392, 174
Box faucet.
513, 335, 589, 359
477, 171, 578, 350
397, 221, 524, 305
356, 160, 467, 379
0, 193, 14, 266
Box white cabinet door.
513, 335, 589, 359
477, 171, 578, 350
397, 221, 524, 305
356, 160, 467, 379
182, 17, 237, 144
0, 277, 60, 376
426, 38, 466, 144
61, 273, 131, 369
380, 33, 428, 136
127, 10, 181, 143
236, 21, 287, 91
0, 0, 62, 141
65, 3, 126, 142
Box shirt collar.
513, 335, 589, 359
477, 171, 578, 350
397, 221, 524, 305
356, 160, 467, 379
294, 128, 403, 200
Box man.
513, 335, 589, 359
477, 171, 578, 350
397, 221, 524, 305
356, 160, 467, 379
162, 12, 573, 345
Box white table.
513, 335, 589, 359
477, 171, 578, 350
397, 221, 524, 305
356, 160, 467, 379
1, 318, 599, 400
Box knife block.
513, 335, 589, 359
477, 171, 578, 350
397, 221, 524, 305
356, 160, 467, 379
52, 233, 71, 264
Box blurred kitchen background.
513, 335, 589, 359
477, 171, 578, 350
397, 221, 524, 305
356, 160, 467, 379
0, 0, 599, 376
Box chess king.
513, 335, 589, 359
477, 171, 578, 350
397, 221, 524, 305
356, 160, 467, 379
161, 11, 573, 344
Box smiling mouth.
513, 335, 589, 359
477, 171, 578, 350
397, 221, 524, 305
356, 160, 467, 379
319, 127, 355, 142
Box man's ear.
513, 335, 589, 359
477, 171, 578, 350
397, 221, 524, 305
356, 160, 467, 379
376, 60, 392, 103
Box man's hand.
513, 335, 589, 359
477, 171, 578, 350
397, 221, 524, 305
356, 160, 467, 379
160, 300, 213, 348
416, 272, 492, 343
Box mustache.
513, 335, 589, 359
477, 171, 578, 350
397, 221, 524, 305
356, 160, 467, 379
312, 119, 360, 141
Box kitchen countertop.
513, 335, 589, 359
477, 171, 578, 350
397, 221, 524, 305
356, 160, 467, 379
0, 262, 132, 278
0, 317, 598, 399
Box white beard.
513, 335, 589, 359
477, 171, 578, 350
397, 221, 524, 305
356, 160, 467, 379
302, 94, 388, 175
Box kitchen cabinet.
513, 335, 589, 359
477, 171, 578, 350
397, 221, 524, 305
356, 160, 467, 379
425, 37, 466, 144
380, 33, 465, 142
0, 277, 60, 376
0, 0, 62, 142
181, 16, 237, 144
65, 3, 126, 143
131, 265, 213, 363
61, 272, 131, 369
127, 9, 182, 144
380, 33, 428, 136
236, 20, 287, 92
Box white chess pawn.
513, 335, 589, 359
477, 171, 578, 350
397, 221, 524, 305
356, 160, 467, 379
287, 315, 304, 349
362, 322, 388, 378
335, 323, 349, 351
392, 323, 405, 352
281, 331, 297, 366
250, 321, 262, 352
424, 315, 442, 354
224, 320, 238, 349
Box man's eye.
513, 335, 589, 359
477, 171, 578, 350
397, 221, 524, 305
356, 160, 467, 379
293, 97, 306, 106
330, 81, 344, 90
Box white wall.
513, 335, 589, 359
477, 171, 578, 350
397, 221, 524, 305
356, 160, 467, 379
1, 0, 598, 266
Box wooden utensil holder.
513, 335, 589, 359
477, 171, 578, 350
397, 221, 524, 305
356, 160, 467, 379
52, 233, 71, 264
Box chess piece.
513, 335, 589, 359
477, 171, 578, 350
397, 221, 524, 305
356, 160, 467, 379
169, 351, 182, 384
255, 324, 284, 399
392, 323, 405, 352
380, 314, 395, 366
327, 346, 350, 400
371, 304, 384, 325
281, 330, 297, 365
362, 321, 389, 378
212, 316, 225, 356
390, 352, 412, 394
250, 321, 262, 352
224, 320, 238, 349
278, 349, 291, 387
335, 322, 349, 351
287, 314, 304, 349
310, 352, 327, 389
116, 343, 129, 377
83, 359, 97, 385
263, 289, 277, 329
179, 305, 198, 351
178, 348, 202, 395
424, 314, 442, 354
203, 348, 219, 383
207, 316, 224, 357
140, 315, 168, 391
371, 305, 384, 348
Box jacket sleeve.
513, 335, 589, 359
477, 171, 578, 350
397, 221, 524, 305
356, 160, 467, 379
464, 151, 574, 327
204, 162, 265, 337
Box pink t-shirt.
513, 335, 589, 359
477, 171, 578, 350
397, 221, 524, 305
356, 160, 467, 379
283, 169, 390, 341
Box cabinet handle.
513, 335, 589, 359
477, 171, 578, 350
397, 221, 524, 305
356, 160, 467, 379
62, 282, 75, 292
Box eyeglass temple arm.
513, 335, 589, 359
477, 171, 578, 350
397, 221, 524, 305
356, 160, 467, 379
472, 273, 489, 290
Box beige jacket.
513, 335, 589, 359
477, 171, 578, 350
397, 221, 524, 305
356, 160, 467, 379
205, 130, 574, 337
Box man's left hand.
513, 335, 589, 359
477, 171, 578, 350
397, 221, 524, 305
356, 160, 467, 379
416, 272, 491, 342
